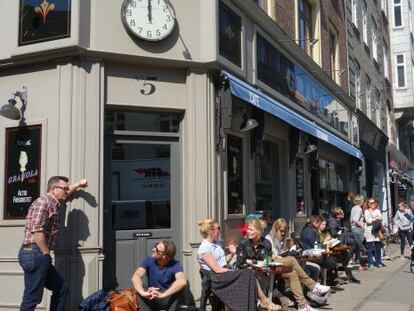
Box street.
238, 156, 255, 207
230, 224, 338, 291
322, 244, 414, 311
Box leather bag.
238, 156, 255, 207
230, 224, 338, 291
106, 288, 139, 311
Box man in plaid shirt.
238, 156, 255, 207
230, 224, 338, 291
18, 176, 88, 311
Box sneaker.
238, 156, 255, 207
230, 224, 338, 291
346, 261, 359, 268
298, 305, 318, 311
279, 296, 294, 308
369, 264, 375, 269
400, 255, 405, 259
307, 291, 328, 306
347, 276, 361, 284
312, 283, 330, 296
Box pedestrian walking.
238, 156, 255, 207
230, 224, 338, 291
393, 201, 413, 258
18, 176, 88, 311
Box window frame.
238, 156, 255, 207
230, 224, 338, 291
365, 75, 371, 114
217, 0, 246, 75
352, 0, 358, 27
393, 0, 403, 28
362, 0, 368, 45
354, 61, 361, 109
383, 42, 389, 79
396, 53, 407, 89
371, 17, 378, 61
375, 89, 381, 127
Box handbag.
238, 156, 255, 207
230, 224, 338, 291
400, 225, 412, 231
106, 288, 139, 311
371, 220, 382, 235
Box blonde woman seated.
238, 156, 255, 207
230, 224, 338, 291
236, 218, 329, 311
266, 218, 329, 307
197, 219, 281, 311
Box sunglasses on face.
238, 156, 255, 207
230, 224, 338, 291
54, 185, 70, 192
211, 226, 221, 231
368, 201, 376, 204
154, 243, 164, 255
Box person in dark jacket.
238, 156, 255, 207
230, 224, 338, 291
300, 216, 338, 286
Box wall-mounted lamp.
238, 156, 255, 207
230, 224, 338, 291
0, 87, 27, 124
304, 143, 317, 154
240, 114, 259, 132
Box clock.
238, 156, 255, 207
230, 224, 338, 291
121, 0, 176, 41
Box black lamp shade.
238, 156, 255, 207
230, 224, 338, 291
0, 99, 20, 120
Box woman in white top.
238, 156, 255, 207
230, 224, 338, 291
364, 198, 384, 268
197, 219, 281, 311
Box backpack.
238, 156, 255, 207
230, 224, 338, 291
106, 288, 140, 311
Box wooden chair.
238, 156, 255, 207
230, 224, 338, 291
199, 268, 225, 311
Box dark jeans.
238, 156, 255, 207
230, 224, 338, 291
139, 293, 181, 311
18, 245, 69, 311
366, 241, 382, 266
398, 230, 413, 255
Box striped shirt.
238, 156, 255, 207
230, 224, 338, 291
23, 193, 60, 250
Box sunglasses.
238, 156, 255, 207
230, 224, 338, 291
154, 243, 164, 255
211, 226, 221, 231
368, 201, 376, 204
54, 185, 70, 192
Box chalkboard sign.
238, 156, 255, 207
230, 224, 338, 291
4, 125, 42, 219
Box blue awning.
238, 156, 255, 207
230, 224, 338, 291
223, 71, 363, 160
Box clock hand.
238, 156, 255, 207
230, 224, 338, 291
147, 0, 152, 23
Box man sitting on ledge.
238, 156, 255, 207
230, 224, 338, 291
131, 240, 186, 311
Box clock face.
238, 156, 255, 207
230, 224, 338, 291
121, 0, 176, 41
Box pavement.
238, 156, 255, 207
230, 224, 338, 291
196, 243, 414, 311
315, 243, 414, 311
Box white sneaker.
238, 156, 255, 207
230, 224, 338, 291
298, 305, 319, 311
400, 255, 405, 259
312, 283, 330, 296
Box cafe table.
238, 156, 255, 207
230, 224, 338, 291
251, 263, 293, 300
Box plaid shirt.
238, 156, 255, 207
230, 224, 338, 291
23, 193, 60, 250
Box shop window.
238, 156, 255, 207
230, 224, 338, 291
254, 141, 281, 221
227, 134, 244, 215
256, 33, 349, 137
219, 2, 242, 67
19, 0, 71, 46
319, 159, 347, 216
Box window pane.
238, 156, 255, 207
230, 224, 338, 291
395, 7, 402, 26
106, 111, 180, 133
219, 2, 242, 67
112, 143, 171, 230
227, 135, 244, 214
397, 54, 404, 63
398, 65, 405, 87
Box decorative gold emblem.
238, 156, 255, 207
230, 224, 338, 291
35, 0, 55, 24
